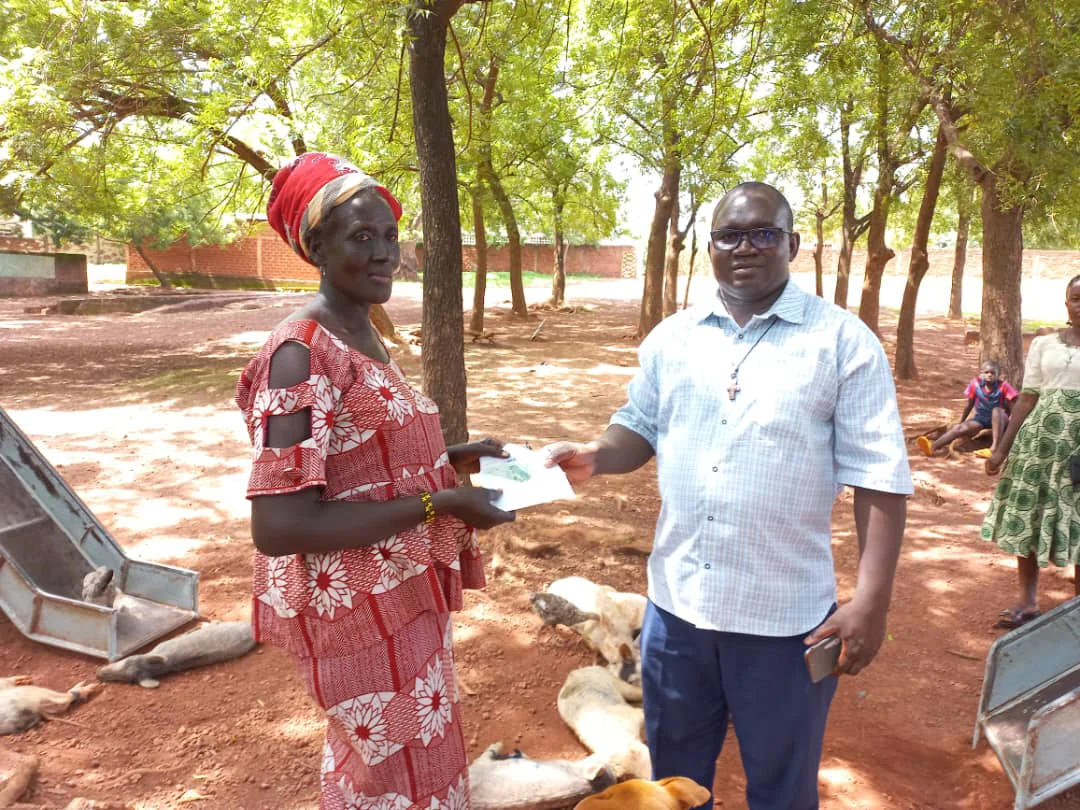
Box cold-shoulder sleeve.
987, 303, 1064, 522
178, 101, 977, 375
237, 321, 354, 498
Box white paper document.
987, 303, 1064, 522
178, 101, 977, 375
471, 443, 576, 511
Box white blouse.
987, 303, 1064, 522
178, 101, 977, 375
1024, 333, 1080, 392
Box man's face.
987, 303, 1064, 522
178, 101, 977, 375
980, 364, 999, 384
709, 189, 799, 305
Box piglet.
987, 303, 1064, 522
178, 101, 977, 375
469, 742, 615, 810
0, 677, 103, 736
97, 620, 255, 688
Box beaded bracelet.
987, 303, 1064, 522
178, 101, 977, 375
419, 491, 436, 525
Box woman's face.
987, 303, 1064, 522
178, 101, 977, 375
1068, 281, 1080, 325
311, 191, 400, 307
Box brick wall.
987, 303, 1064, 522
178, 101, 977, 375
126, 224, 320, 287
791, 246, 1080, 280
0, 236, 50, 254
425, 243, 632, 278
127, 225, 636, 286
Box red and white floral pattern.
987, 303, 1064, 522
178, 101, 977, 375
306, 551, 355, 618
371, 534, 425, 595
237, 320, 482, 810
362, 365, 414, 425
258, 554, 299, 619
328, 692, 402, 767
413, 657, 452, 746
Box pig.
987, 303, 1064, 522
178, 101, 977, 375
0, 677, 103, 736
81, 565, 117, 608
557, 666, 650, 781
96, 620, 255, 688
468, 742, 615, 810
546, 578, 647, 685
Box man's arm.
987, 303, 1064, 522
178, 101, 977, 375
544, 425, 655, 484
805, 488, 906, 675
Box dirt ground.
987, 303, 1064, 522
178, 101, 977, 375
1, 276, 1078, 810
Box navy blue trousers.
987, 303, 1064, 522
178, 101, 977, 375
640, 601, 838, 810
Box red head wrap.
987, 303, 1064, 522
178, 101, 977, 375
266, 152, 403, 265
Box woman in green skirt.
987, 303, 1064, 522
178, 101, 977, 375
983, 276, 1080, 629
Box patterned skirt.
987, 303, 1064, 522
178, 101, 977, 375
981, 389, 1080, 567
294, 610, 470, 810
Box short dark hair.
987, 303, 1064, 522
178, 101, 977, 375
712, 182, 794, 231
1068, 275, 1080, 292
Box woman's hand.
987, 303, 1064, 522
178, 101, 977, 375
433, 487, 516, 530
447, 437, 508, 475
985, 452, 1006, 476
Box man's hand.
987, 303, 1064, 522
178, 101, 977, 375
803, 596, 889, 677
447, 437, 508, 475
543, 441, 601, 485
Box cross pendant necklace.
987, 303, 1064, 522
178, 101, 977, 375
727, 318, 779, 401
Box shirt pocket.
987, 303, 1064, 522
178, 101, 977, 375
748, 355, 838, 443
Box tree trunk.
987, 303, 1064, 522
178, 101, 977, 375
369, 304, 397, 341
477, 56, 526, 317
662, 195, 681, 317
835, 231, 855, 309
814, 212, 825, 298
134, 243, 173, 289
835, 100, 857, 309
408, 1, 468, 444
949, 180, 973, 320
682, 224, 698, 310
980, 172, 1025, 387
895, 127, 947, 379
858, 177, 896, 334
469, 185, 488, 334
551, 193, 567, 308
640, 120, 679, 337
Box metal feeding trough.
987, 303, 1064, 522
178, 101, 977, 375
0, 405, 199, 660
974, 597, 1080, 809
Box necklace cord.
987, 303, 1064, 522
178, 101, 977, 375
731, 317, 779, 379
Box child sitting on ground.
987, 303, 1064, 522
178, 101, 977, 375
917, 360, 1018, 458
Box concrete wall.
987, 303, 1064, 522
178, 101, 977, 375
0, 251, 88, 296
125, 223, 638, 286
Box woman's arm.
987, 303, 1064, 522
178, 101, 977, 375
987, 391, 1040, 474
250, 342, 513, 556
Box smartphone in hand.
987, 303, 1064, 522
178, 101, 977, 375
804, 635, 842, 683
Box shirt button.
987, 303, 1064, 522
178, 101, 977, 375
704, 563, 711, 570
707, 515, 714, 521
737, 333, 744, 340
721, 419, 728, 425
712, 466, 718, 472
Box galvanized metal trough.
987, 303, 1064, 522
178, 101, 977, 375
974, 597, 1080, 809
0, 405, 199, 660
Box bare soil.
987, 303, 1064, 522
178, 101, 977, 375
1, 279, 1078, 810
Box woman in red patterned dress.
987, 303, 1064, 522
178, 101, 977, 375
236, 153, 516, 810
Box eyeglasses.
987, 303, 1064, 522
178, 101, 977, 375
710, 228, 790, 251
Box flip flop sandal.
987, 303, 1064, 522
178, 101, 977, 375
916, 436, 934, 458
994, 608, 1041, 629
974, 448, 993, 459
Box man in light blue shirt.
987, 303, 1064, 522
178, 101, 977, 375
546, 182, 912, 810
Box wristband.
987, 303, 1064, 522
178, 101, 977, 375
419, 491, 436, 525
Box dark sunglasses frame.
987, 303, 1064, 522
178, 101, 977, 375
710, 227, 791, 251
